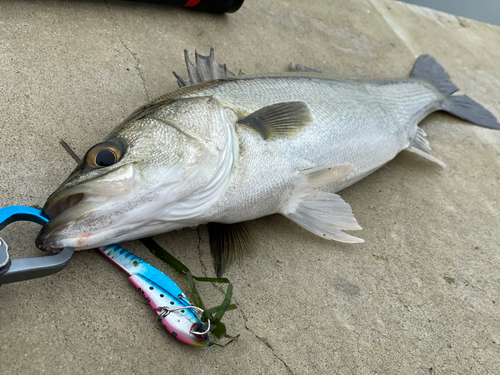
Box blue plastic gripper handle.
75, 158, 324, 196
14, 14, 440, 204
0, 206, 74, 285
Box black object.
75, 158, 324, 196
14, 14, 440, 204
121, 0, 244, 13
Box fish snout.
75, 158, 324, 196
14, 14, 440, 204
36, 192, 108, 252
36, 218, 95, 252
35, 191, 88, 252
35, 227, 63, 253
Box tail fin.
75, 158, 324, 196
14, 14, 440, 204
411, 54, 500, 130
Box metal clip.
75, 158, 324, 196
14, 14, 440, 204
0, 206, 74, 285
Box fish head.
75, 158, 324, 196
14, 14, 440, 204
36, 96, 238, 251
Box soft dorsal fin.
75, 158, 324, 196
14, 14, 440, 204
406, 127, 447, 168
207, 222, 256, 277
282, 164, 363, 243
289, 63, 321, 73
237, 101, 312, 140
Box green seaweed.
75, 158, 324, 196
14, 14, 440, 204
140, 237, 236, 340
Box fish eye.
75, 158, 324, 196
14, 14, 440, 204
85, 142, 122, 168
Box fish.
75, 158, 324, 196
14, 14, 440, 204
36, 49, 500, 276
99, 244, 210, 346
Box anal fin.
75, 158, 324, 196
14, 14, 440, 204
407, 127, 447, 168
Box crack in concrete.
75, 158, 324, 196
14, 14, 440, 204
104, 0, 151, 101
237, 305, 294, 374
195, 227, 293, 373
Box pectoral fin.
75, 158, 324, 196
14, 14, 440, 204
237, 102, 312, 140
282, 163, 363, 243
207, 222, 256, 277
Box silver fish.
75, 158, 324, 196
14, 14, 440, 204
36, 50, 499, 275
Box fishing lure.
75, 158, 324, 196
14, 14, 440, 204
98, 244, 210, 346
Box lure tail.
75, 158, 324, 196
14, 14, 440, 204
411, 54, 500, 130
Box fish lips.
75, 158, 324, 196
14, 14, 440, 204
36, 165, 136, 252
36, 198, 105, 252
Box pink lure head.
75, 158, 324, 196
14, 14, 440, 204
129, 274, 210, 346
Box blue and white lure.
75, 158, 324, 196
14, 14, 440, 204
98, 245, 211, 346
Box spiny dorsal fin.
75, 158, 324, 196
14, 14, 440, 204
173, 48, 244, 87
237, 102, 312, 140
406, 127, 447, 168
207, 222, 256, 277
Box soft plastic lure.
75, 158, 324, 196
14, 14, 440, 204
98, 244, 210, 346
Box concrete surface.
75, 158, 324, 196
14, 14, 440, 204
1, 0, 499, 373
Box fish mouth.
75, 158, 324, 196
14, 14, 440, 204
43, 192, 85, 219
35, 191, 110, 252
36, 163, 137, 252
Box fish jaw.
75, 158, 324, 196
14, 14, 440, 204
36, 163, 140, 251
36, 189, 194, 251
